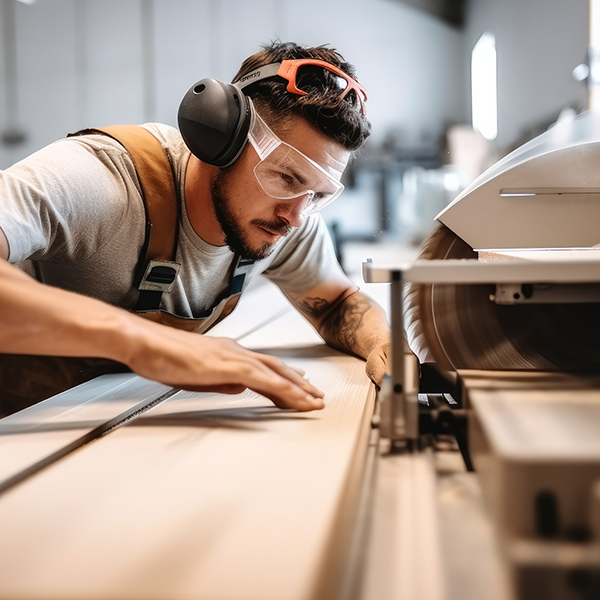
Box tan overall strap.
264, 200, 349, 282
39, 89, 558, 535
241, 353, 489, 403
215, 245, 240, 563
86, 125, 179, 264
68, 125, 249, 331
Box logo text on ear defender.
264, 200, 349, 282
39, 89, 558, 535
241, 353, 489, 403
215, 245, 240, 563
239, 71, 262, 84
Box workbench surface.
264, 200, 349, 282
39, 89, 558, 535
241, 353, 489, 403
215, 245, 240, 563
0, 278, 375, 600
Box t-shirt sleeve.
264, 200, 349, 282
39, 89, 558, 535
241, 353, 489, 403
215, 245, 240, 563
261, 214, 342, 293
0, 135, 141, 264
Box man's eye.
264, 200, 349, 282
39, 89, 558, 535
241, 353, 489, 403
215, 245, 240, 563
278, 172, 295, 186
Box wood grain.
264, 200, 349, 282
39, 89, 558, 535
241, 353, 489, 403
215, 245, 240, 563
0, 374, 171, 490
0, 278, 376, 600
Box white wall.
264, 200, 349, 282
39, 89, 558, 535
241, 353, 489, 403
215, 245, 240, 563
0, 0, 467, 169
1, 0, 588, 240
465, 0, 589, 152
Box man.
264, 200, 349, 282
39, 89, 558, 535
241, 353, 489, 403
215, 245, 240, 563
0, 41, 390, 416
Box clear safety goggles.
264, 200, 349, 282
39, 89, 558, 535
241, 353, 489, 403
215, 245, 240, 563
246, 107, 346, 215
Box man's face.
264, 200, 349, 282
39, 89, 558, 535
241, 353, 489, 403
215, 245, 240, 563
211, 114, 351, 261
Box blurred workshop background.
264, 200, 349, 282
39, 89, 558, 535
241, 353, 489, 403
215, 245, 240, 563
0, 0, 589, 270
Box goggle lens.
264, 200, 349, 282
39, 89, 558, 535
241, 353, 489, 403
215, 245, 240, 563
236, 59, 368, 116
248, 109, 345, 215
253, 148, 342, 202
295, 64, 348, 94
288, 62, 367, 115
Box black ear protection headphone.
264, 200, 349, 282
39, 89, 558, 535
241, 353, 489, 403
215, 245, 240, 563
177, 78, 254, 168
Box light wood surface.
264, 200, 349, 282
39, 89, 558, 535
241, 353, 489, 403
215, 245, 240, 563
0, 277, 376, 600
0, 374, 171, 490
360, 448, 446, 600
359, 445, 511, 600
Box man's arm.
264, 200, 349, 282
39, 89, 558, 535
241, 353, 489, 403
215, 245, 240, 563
0, 229, 324, 411
285, 270, 390, 387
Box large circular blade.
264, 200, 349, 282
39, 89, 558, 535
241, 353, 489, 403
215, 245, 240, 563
410, 225, 600, 372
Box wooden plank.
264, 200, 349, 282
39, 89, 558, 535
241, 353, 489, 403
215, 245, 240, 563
0, 281, 376, 600
0, 276, 293, 492
0, 354, 374, 600
0, 374, 171, 491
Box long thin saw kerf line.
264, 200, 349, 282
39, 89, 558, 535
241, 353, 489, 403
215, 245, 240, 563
0, 387, 179, 496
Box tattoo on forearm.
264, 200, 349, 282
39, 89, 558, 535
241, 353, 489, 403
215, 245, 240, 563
321, 294, 371, 353
291, 296, 332, 319
291, 291, 377, 355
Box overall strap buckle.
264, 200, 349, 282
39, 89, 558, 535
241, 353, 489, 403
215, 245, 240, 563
138, 260, 181, 293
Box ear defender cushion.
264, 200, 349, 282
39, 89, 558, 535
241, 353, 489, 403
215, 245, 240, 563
178, 78, 252, 168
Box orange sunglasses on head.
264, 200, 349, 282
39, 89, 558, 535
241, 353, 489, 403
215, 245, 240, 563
236, 58, 368, 116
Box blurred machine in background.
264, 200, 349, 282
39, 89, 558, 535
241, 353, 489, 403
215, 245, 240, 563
365, 108, 600, 600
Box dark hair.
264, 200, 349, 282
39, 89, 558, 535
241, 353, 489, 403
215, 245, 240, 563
232, 41, 371, 151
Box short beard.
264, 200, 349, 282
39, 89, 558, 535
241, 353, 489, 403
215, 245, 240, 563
211, 170, 291, 261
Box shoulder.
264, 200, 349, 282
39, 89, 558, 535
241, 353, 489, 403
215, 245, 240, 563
62, 123, 189, 203
140, 123, 184, 147
66, 123, 187, 169
140, 123, 190, 182
140, 124, 188, 160
1, 134, 147, 263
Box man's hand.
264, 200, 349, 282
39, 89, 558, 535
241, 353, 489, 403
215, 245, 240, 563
364, 340, 390, 389
0, 258, 325, 412
124, 325, 325, 411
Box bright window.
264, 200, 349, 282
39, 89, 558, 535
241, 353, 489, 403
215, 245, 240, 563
471, 32, 498, 140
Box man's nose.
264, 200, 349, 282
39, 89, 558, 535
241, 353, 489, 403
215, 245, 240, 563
274, 193, 312, 228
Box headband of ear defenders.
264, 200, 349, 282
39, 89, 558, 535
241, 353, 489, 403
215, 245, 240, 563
177, 78, 252, 168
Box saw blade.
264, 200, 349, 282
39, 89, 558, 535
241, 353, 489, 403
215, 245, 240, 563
411, 225, 600, 372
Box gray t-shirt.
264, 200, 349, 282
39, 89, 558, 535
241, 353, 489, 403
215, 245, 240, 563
0, 123, 339, 321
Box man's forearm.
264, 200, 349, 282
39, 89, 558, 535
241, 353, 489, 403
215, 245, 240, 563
320, 290, 390, 386
285, 288, 389, 388
0, 257, 135, 360
318, 290, 389, 361
0, 259, 325, 411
